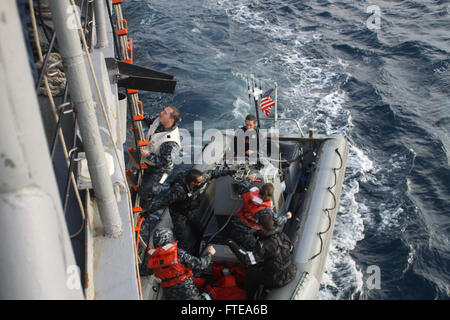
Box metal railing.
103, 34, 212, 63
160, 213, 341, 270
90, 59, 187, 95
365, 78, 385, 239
259, 117, 305, 137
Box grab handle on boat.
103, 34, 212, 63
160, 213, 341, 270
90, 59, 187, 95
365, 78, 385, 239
309, 147, 343, 261
258, 117, 305, 137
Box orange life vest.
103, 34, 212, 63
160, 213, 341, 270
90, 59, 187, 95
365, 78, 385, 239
194, 261, 248, 300
237, 187, 273, 230
146, 242, 193, 287
206, 275, 248, 300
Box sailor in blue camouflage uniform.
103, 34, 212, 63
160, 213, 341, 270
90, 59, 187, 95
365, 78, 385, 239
227, 174, 292, 251
139, 106, 181, 201
142, 167, 235, 251
144, 228, 216, 300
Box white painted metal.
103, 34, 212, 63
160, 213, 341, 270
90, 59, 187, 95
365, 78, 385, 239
48, 0, 122, 238
0, 0, 83, 299
94, 0, 108, 49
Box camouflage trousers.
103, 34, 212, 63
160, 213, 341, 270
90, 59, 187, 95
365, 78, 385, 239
140, 171, 165, 200
171, 212, 202, 253
163, 277, 207, 300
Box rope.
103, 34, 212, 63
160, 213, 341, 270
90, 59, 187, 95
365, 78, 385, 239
37, 52, 66, 96
29, 0, 86, 238
201, 208, 234, 255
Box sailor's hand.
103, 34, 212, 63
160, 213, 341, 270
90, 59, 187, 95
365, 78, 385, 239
140, 148, 150, 157
287, 211, 293, 219
248, 173, 257, 182
206, 245, 216, 256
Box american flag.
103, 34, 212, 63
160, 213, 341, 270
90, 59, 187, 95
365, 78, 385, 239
260, 88, 275, 117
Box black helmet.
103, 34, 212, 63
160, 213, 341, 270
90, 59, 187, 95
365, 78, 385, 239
153, 228, 175, 247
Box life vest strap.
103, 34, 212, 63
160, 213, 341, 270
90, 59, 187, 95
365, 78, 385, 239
160, 269, 192, 286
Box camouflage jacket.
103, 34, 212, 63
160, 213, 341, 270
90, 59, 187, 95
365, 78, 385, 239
145, 168, 233, 216
177, 246, 213, 274
142, 114, 180, 174
163, 247, 212, 300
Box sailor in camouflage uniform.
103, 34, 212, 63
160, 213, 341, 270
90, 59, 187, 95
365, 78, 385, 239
143, 167, 235, 251
139, 106, 181, 201
227, 174, 292, 251
145, 228, 216, 300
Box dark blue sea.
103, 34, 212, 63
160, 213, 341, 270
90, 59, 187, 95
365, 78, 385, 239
123, 0, 450, 299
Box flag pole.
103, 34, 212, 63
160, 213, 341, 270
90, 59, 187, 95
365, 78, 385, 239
274, 82, 278, 131
254, 97, 261, 129
274, 82, 281, 171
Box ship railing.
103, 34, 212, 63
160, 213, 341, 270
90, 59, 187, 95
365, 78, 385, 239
258, 117, 305, 137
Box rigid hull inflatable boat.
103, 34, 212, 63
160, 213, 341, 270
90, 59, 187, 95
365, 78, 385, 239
141, 127, 349, 300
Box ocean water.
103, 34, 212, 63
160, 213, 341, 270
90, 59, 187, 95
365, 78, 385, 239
123, 0, 450, 299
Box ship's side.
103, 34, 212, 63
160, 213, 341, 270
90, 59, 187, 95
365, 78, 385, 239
0, 0, 84, 299
0, 0, 146, 299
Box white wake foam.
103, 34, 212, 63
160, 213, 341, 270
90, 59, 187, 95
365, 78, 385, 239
212, 0, 381, 299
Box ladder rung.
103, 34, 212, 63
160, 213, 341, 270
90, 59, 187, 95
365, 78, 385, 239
133, 206, 142, 213
116, 19, 128, 36
129, 126, 148, 146
128, 148, 148, 169
132, 101, 144, 120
